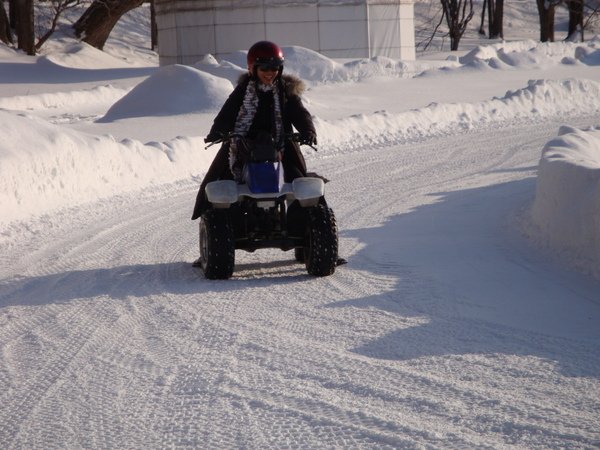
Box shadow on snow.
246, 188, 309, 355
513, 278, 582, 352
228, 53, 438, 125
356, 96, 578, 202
0, 255, 312, 309
0, 59, 155, 85
2, 177, 599, 377
330, 177, 600, 378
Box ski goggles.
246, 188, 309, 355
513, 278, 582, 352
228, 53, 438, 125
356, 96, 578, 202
256, 64, 282, 72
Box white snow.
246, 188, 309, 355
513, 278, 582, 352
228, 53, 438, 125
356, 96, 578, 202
100, 64, 233, 121
529, 125, 600, 279
1, 3, 600, 448
459, 37, 600, 69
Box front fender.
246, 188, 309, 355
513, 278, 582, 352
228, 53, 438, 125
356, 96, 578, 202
293, 177, 325, 207
205, 180, 238, 208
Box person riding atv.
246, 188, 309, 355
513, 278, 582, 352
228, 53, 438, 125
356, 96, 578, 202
192, 41, 343, 279
191, 40, 317, 220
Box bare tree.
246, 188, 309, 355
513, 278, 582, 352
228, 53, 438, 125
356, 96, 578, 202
566, 0, 584, 40
416, 2, 447, 51
150, 0, 156, 50
488, 0, 504, 39
536, 0, 560, 42
440, 0, 475, 50
14, 0, 34, 54
9, 0, 17, 29
582, 0, 600, 34
3, 0, 151, 54
73, 0, 144, 50
479, 0, 487, 35
35, 0, 85, 50
0, 0, 13, 44
479, 0, 504, 39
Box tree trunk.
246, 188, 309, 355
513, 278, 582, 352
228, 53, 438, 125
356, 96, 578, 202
14, 0, 34, 54
488, 0, 494, 36
73, 0, 144, 50
8, 0, 17, 29
35, 3, 63, 51
536, 0, 556, 42
441, 0, 474, 51
489, 0, 504, 39
479, 0, 487, 35
0, 0, 13, 44
566, 0, 584, 41
150, 0, 157, 50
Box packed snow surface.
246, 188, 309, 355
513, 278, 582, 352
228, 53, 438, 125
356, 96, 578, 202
1, 4, 600, 448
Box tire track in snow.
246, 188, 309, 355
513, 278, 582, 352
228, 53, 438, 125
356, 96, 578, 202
1, 117, 600, 447
0, 299, 119, 447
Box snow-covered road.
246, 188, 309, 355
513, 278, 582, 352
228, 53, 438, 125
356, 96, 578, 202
2, 116, 599, 448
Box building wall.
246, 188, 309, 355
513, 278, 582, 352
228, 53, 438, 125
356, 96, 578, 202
155, 0, 415, 66
369, 2, 415, 60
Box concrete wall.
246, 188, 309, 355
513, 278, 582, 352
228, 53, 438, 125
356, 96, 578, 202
155, 0, 415, 66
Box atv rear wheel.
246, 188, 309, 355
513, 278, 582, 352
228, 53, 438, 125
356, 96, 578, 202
304, 204, 338, 277
199, 209, 235, 279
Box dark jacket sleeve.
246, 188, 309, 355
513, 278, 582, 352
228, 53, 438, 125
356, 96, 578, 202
208, 82, 246, 136
191, 142, 232, 220
286, 95, 316, 136
193, 83, 246, 219
280, 94, 313, 180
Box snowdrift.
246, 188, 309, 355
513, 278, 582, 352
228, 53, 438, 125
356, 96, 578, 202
2, 77, 600, 227
459, 38, 600, 69
529, 126, 600, 279
0, 110, 216, 224
193, 54, 246, 84
99, 64, 233, 121
316, 79, 600, 151
0, 84, 129, 112
42, 42, 139, 70
215, 45, 413, 84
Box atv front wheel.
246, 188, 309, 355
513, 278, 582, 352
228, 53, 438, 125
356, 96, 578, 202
304, 204, 338, 277
199, 209, 235, 279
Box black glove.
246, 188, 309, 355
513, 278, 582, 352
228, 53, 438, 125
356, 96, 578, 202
204, 131, 222, 143
299, 131, 317, 146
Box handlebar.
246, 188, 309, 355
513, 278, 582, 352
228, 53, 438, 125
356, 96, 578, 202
204, 132, 317, 151
287, 132, 318, 151
204, 132, 241, 148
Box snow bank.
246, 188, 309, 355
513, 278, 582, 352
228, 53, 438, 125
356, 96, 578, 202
213, 45, 412, 84
0, 45, 18, 58
2, 77, 599, 226
284, 46, 412, 82
282, 46, 350, 83
202, 39, 600, 86
460, 38, 600, 69
193, 54, 246, 84
100, 64, 233, 121
0, 110, 216, 224
529, 126, 600, 279
42, 42, 139, 69
317, 79, 600, 152
0, 85, 130, 111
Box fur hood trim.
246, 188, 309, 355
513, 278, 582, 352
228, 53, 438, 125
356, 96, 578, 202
237, 73, 306, 97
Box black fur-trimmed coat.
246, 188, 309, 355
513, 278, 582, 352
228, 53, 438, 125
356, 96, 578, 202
191, 73, 316, 220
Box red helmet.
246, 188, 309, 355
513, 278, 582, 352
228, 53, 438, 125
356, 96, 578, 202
247, 41, 284, 76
